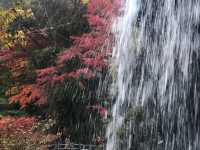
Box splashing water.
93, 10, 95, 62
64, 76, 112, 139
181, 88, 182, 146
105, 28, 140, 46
107, 0, 200, 149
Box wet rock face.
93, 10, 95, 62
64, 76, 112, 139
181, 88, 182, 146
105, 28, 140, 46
108, 0, 200, 149
133, 1, 200, 149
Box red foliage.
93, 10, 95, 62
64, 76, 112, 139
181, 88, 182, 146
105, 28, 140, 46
9, 84, 47, 108
99, 107, 108, 119
7, 0, 121, 108
57, 47, 80, 66
36, 67, 57, 78
0, 49, 27, 68
51, 73, 68, 83
87, 104, 108, 119
0, 49, 44, 108
38, 0, 120, 84
0, 49, 13, 62
36, 67, 57, 85
68, 68, 96, 79
58, 0, 120, 70
8, 67, 55, 108
0, 49, 15, 71
0, 116, 36, 135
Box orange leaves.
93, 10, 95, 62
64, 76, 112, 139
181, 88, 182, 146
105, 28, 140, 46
0, 116, 36, 129
1, 52, 46, 108
0, 51, 29, 80
10, 57, 29, 80
9, 84, 47, 108
0, 116, 36, 135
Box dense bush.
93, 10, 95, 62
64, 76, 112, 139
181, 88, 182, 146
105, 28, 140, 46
0, 0, 120, 145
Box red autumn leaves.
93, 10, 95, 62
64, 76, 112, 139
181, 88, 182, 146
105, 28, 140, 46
2, 0, 121, 109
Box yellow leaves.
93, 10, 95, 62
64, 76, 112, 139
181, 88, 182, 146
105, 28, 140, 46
25, 9, 34, 18
15, 31, 25, 39
5, 86, 20, 97
0, 6, 34, 49
18, 59, 29, 68
0, 7, 33, 29
13, 7, 34, 18
0, 33, 14, 49
0, 31, 27, 49
81, 0, 90, 5
14, 7, 25, 16
14, 30, 28, 47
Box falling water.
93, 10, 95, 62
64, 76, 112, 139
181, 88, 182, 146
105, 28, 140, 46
107, 0, 200, 150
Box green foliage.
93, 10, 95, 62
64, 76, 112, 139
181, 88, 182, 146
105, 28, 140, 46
0, 68, 12, 100
29, 47, 60, 68
0, 110, 27, 117
117, 106, 144, 139
46, 78, 105, 143
0, 0, 33, 8
0, 0, 111, 145
0, 97, 7, 103
124, 106, 144, 123
30, 0, 89, 47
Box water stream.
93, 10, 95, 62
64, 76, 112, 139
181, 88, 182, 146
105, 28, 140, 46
106, 0, 200, 149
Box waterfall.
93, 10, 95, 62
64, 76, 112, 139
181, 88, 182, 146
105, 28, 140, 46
106, 0, 200, 149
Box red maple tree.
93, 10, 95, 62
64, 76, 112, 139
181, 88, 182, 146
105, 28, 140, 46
9, 84, 47, 108
2, 0, 121, 109
37, 0, 120, 83
33, 0, 122, 119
